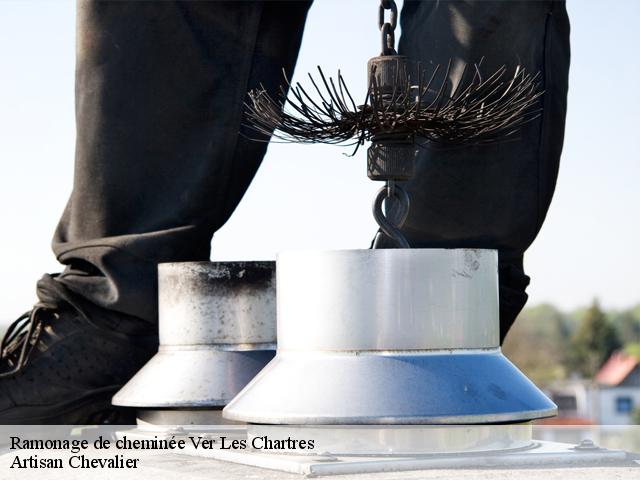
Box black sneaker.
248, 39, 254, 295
0, 275, 157, 424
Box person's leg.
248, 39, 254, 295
394, 0, 570, 341
54, 0, 311, 324
0, 0, 311, 423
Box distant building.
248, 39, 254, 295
541, 351, 640, 425
542, 379, 594, 425
593, 351, 640, 424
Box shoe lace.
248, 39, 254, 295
0, 273, 98, 378
0, 273, 155, 379
0, 306, 54, 378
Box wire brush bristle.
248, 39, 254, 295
244, 60, 543, 155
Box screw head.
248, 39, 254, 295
574, 438, 601, 451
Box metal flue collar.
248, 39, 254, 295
113, 261, 276, 409
224, 249, 556, 424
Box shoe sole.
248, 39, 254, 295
0, 385, 135, 425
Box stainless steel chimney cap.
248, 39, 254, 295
113, 261, 276, 408
223, 249, 556, 424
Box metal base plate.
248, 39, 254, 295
136, 409, 241, 428
179, 440, 628, 476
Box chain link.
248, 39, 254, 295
378, 0, 398, 56
372, 1, 408, 247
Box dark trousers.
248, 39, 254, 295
47, 1, 570, 342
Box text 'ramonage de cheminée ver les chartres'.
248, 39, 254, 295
8, 434, 315, 469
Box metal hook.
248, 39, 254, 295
372, 182, 410, 248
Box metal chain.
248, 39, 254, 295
372, 0, 409, 248
378, 0, 398, 56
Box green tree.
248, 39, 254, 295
610, 308, 640, 345
502, 304, 571, 385
624, 342, 640, 359
633, 408, 640, 425
568, 299, 621, 378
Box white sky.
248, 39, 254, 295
0, 0, 638, 325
